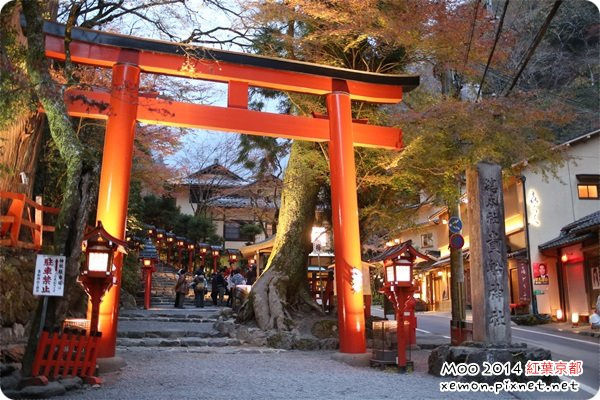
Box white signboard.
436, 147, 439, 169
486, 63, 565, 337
33, 255, 66, 297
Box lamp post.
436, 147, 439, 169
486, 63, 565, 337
198, 243, 209, 275
139, 239, 159, 309
187, 242, 195, 273
176, 237, 186, 268
166, 233, 175, 264
80, 221, 126, 334
146, 225, 156, 238
227, 250, 238, 272
380, 254, 415, 371
211, 248, 221, 274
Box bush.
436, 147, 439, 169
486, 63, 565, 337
121, 251, 141, 296
511, 314, 551, 326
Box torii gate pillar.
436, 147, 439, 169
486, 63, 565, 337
92, 63, 140, 358
327, 87, 366, 353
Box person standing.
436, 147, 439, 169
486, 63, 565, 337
193, 274, 206, 308
210, 271, 219, 305
228, 269, 246, 308
213, 270, 226, 306
246, 266, 257, 286
174, 269, 188, 308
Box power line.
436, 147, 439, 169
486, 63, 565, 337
503, 0, 563, 96
463, 0, 482, 66
476, 0, 510, 101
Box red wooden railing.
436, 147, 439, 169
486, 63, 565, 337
0, 192, 59, 250
32, 328, 102, 382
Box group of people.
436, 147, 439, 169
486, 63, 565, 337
174, 265, 258, 308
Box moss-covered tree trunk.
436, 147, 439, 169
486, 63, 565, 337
18, 1, 99, 376
0, 5, 45, 199
239, 140, 323, 330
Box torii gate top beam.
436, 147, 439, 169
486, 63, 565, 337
43, 21, 418, 104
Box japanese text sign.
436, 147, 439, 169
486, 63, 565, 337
33, 255, 66, 296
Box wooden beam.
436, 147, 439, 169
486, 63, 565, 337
43, 22, 416, 104
64, 89, 402, 150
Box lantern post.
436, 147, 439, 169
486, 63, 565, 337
80, 222, 126, 334
198, 243, 209, 274
166, 233, 175, 264
211, 248, 221, 274
187, 242, 195, 272
139, 239, 159, 309
380, 254, 415, 371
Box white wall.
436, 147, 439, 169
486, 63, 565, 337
525, 134, 600, 314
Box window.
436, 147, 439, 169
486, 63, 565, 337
578, 184, 599, 199
421, 233, 434, 248
224, 221, 255, 241
576, 174, 600, 199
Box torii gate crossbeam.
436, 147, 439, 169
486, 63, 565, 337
42, 21, 419, 358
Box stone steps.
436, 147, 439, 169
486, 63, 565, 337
118, 329, 222, 339
116, 337, 241, 347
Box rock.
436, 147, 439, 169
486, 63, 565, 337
292, 337, 320, 351
428, 345, 451, 376
120, 289, 138, 310
428, 343, 554, 384
235, 326, 251, 342
1, 344, 25, 364
464, 349, 513, 384
448, 346, 481, 364
311, 319, 339, 339
319, 338, 339, 350
59, 376, 83, 391
0, 363, 17, 377
19, 381, 66, 398
266, 332, 295, 350
1, 369, 21, 390
0, 324, 26, 346
214, 320, 236, 336
220, 308, 234, 318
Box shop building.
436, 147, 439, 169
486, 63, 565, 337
173, 161, 281, 249
391, 130, 599, 316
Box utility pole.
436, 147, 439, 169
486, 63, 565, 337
449, 189, 467, 344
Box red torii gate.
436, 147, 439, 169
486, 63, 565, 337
42, 21, 418, 358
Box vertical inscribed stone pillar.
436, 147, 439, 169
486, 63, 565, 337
466, 162, 511, 344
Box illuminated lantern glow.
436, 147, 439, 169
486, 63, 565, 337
556, 309, 563, 321
561, 254, 568, 263
572, 312, 579, 326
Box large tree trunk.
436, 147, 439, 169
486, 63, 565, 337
19, 1, 99, 376
238, 140, 323, 330
0, 5, 45, 200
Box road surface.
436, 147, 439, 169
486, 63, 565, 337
415, 311, 600, 398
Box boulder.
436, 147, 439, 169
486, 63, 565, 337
292, 337, 320, 351
311, 319, 339, 339
319, 338, 339, 350
59, 376, 83, 391
18, 381, 66, 398
428, 344, 451, 376
266, 332, 295, 350
119, 289, 138, 310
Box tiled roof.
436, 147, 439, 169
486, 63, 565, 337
538, 211, 600, 250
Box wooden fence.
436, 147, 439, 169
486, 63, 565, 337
32, 328, 102, 382
0, 192, 59, 250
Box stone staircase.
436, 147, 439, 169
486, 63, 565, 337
120, 263, 239, 349
136, 262, 201, 308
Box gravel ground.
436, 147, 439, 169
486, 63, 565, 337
62, 347, 512, 400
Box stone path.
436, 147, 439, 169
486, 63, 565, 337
62, 347, 508, 400
48, 305, 507, 399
